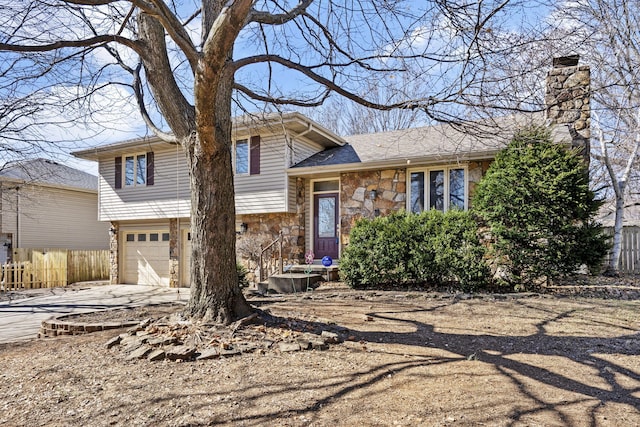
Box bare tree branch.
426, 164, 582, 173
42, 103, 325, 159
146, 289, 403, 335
249, 0, 314, 25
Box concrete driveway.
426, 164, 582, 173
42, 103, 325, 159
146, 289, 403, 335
0, 284, 189, 344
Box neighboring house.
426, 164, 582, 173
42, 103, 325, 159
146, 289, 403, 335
0, 158, 109, 263
73, 56, 590, 287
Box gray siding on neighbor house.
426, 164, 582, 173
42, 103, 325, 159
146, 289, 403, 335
1, 184, 109, 249
98, 146, 191, 221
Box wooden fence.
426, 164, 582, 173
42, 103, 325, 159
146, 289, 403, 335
604, 226, 640, 274
1, 248, 109, 291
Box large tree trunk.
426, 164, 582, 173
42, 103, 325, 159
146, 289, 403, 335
184, 128, 252, 322
185, 46, 253, 323
139, 6, 253, 323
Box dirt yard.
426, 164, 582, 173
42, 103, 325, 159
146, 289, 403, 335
0, 280, 639, 426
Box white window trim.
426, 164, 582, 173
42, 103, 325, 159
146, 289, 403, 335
406, 165, 468, 212
233, 139, 250, 175
123, 153, 147, 187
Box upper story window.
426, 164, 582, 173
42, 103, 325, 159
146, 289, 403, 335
125, 154, 147, 186
233, 135, 261, 176
408, 166, 467, 213
235, 139, 249, 175
115, 152, 154, 189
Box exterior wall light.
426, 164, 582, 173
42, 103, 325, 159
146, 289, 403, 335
240, 223, 248, 234
370, 189, 377, 200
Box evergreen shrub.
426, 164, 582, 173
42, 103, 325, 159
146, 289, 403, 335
472, 126, 609, 288
340, 210, 489, 291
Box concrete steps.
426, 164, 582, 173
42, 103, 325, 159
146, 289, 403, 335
285, 264, 340, 281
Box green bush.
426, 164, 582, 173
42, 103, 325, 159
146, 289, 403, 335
472, 126, 609, 287
340, 210, 489, 291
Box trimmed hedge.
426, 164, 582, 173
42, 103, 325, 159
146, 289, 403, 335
340, 210, 489, 291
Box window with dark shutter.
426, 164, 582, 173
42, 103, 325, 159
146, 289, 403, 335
115, 156, 122, 189
146, 152, 154, 186
250, 135, 260, 175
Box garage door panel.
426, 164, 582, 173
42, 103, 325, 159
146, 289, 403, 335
123, 231, 170, 286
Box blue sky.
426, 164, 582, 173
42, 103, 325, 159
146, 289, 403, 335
0, 0, 557, 176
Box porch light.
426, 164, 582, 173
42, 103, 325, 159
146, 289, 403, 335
370, 189, 377, 200
240, 223, 248, 234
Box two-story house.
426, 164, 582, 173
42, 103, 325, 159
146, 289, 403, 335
73, 56, 590, 287
0, 158, 109, 263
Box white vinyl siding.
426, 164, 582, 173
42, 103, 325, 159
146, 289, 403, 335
235, 133, 289, 214
98, 132, 329, 219
291, 137, 325, 165
0, 184, 108, 250
99, 146, 190, 221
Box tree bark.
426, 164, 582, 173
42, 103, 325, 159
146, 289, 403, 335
183, 0, 254, 323
184, 66, 253, 322
139, 4, 253, 323
606, 191, 625, 276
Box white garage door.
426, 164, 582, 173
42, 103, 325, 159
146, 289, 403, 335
123, 231, 170, 286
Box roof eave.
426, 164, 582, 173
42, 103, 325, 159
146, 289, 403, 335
287, 150, 501, 176
0, 176, 98, 194
72, 138, 173, 161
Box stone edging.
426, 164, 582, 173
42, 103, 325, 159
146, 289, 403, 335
39, 316, 139, 339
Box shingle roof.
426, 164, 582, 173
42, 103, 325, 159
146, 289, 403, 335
291, 113, 570, 170
0, 158, 98, 191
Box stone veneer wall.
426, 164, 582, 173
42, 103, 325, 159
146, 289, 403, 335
236, 178, 306, 281
339, 169, 406, 247
468, 160, 492, 208
236, 212, 305, 281
545, 62, 591, 164
168, 218, 179, 288
109, 222, 119, 284
339, 164, 493, 248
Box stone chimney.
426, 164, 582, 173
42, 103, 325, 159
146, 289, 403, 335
545, 55, 591, 166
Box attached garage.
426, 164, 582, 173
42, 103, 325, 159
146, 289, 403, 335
122, 230, 171, 286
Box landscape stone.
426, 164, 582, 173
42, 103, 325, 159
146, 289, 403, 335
122, 339, 145, 354
296, 339, 312, 350
237, 343, 259, 353
147, 349, 166, 362
310, 340, 329, 351
220, 347, 242, 357
126, 345, 153, 360
321, 330, 341, 343
165, 345, 197, 361
147, 336, 177, 346
279, 342, 301, 352
105, 335, 122, 349
196, 347, 220, 360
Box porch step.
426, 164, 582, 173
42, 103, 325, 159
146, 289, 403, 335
286, 264, 340, 281
254, 273, 323, 294
269, 273, 323, 293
